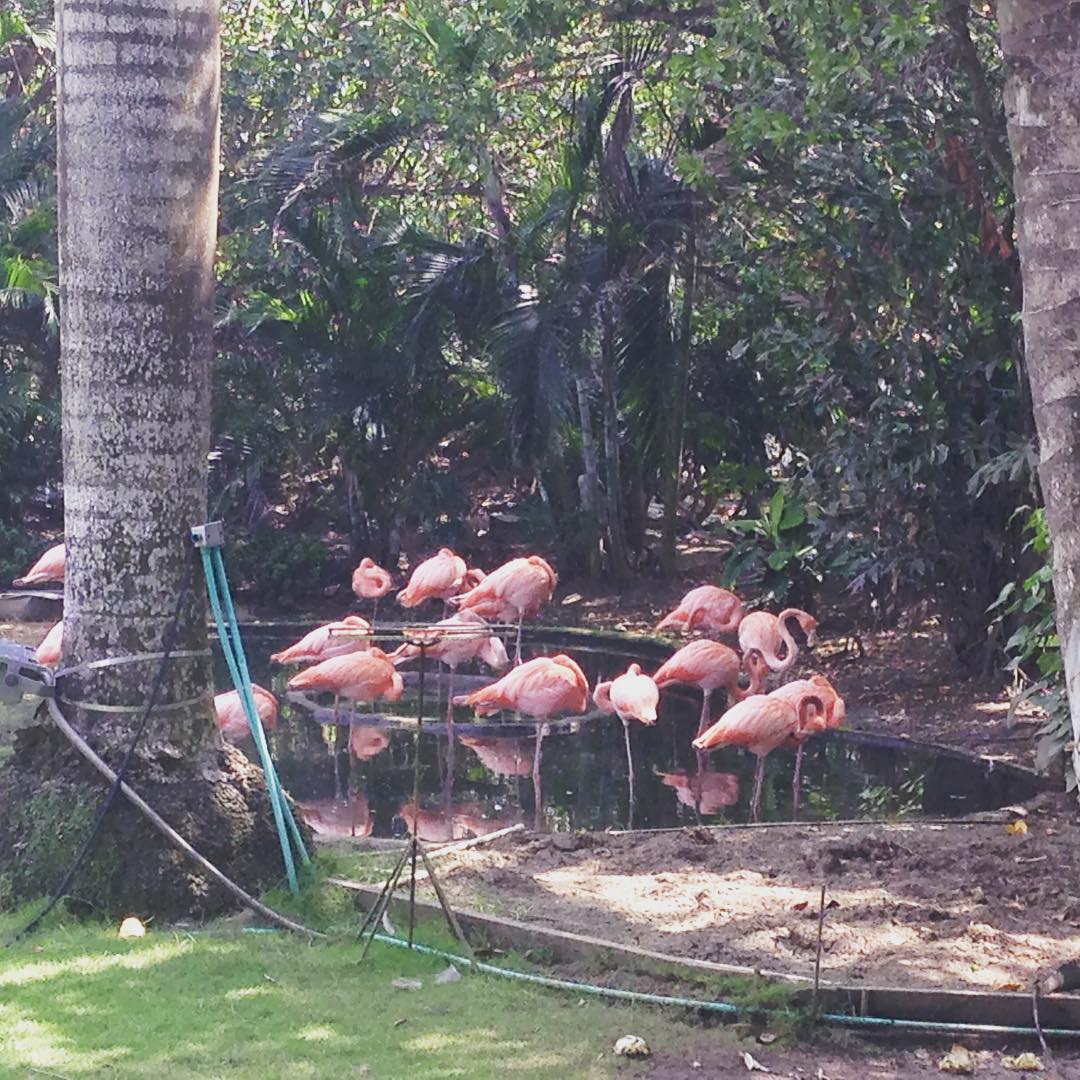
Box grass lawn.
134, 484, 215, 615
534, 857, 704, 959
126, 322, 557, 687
0, 901, 692, 1080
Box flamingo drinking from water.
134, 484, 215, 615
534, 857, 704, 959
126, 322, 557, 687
653, 640, 770, 735
654, 585, 744, 637
593, 663, 659, 824
693, 692, 825, 821
351, 557, 394, 623
768, 674, 845, 818
455, 653, 589, 828
269, 616, 371, 665
737, 608, 818, 674
450, 554, 557, 662
214, 684, 278, 743
34, 620, 63, 667
14, 543, 65, 587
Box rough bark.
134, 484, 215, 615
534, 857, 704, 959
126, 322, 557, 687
660, 230, 696, 573
999, 2, 1080, 791
0, 0, 293, 916
574, 374, 604, 579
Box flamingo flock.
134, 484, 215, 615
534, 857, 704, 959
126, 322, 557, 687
12, 539, 846, 827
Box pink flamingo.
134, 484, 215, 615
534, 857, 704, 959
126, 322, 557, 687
287, 647, 404, 720
737, 609, 818, 674
391, 609, 510, 717
654, 585, 745, 637
455, 653, 589, 828
593, 663, 659, 822
34, 620, 63, 667
653, 640, 770, 735
351, 557, 394, 623
396, 801, 456, 843
299, 792, 372, 840
459, 735, 534, 777
768, 675, 845, 818
658, 768, 740, 816
693, 692, 825, 821
450, 554, 557, 662
214, 684, 278, 744
270, 616, 371, 665
349, 724, 391, 760
397, 548, 478, 611
14, 543, 65, 587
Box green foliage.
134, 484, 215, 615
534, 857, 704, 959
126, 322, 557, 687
723, 489, 821, 606
228, 527, 329, 609
988, 508, 1070, 781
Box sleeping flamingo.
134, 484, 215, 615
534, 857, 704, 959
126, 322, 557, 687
390, 609, 510, 718
654, 585, 744, 637
34, 620, 63, 667
653, 640, 770, 735
737, 608, 818, 674
397, 548, 480, 611
693, 692, 825, 821
593, 663, 659, 824
455, 653, 589, 828
214, 684, 278, 743
769, 674, 845, 818
14, 543, 65, 587
351, 557, 395, 623
269, 616, 371, 665
287, 647, 404, 720
450, 554, 557, 663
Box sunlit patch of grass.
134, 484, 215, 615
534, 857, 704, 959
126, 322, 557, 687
0, 901, 702, 1079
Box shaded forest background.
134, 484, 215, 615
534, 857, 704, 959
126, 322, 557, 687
0, 2, 1062, 762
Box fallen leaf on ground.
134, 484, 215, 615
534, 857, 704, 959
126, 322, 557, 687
996, 981, 1023, 992
757, 1032, 778, 1044
742, 1050, 770, 1073
393, 1018, 407, 1028
1002, 1053, 1044, 1072
1006, 820, 1028, 836
938, 1044, 977, 1073
391, 977, 422, 991
613, 1035, 650, 1058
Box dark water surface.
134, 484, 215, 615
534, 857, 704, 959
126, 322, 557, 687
225, 624, 1044, 841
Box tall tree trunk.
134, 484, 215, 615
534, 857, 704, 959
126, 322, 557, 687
597, 302, 633, 582
574, 374, 604, 579
0, 0, 289, 917
660, 229, 697, 574
999, 2, 1080, 791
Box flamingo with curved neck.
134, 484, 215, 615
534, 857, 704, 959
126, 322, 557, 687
737, 608, 818, 674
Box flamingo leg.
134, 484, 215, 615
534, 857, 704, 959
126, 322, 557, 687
749, 756, 765, 823
697, 688, 712, 737
532, 722, 546, 830
372, 597, 379, 627
623, 718, 636, 829
443, 668, 456, 810
515, 613, 524, 665
792, 742, 805, 821
333, 721, 346, 802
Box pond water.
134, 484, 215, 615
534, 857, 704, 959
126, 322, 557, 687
227, 624, 1044, 841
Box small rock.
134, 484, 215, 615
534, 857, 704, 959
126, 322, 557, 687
435, 964, 462, 985
118, 917, 146, 940
391, 977, 422, 991
613, 1035, 650, 1058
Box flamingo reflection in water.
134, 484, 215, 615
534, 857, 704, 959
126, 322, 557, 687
657, 768, 740, 817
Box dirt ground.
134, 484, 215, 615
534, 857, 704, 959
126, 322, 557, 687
405, 788, 1080, 992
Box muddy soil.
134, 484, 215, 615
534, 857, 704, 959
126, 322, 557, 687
406, 791, 1080, 992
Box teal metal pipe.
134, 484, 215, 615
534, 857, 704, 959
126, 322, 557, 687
208, 549, 310, 865
201, 547, 300, 893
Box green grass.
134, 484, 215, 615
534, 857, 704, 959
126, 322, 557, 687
0, 900, 710, 1079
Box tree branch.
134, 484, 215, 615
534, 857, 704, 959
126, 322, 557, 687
943, 0, 1013, 186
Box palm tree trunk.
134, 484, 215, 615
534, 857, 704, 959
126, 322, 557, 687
999, 1, 1080, 793
660, 229, 696, 573
0, 0, 289, 918
598, 303, 633, 581
574, 374, 604, 578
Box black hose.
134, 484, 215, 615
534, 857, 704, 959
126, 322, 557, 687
5, 559, 196, 945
